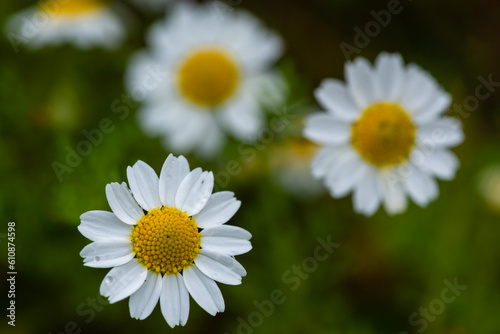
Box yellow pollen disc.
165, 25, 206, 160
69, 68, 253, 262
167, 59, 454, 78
41, 0, 103, 16
351, 102, 416, 168
177, 48, 240, 107
287, 138, 319, 158
131, 207, 201, 275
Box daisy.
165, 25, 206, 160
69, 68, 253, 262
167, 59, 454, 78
126, 2, 285, 158
478, 165, 500, 212
78, 154, 251, 327
304, 53, 464, 216
269, 138, 324, 197
6, 0, 126, 50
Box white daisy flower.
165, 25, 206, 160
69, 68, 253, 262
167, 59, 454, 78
6, 0, 126, 50
304, 53, 464, 216
126, 2, 285, 158
78, 154, 251, 327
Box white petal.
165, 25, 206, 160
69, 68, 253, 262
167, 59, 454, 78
178, 275, 190, 326
325, 156, 369, 198
195, 121, 226, 159
200, 249, 247, 277
194, 192, 241, 229
175, 169, 214, 216
201, 225, 252, 240
195, 254, 243, 285
352, 168, 382, 216
129, 271, 162, 320
219, 93, 262, 140
417, 117, 464, 148
381, 172, 408, 215
78, 211, 133, 241
303, 113, 351, 146
321, 147, 364, 198
374, 53, 405, 101
413, 91, 452, 124
405, 167, 439, 206
160, 274, 190, 327
315, 146, 352, 184
127, 161, 161, 211
167, 111, 212, 154
400, 65, 437, 113
100, 261, 148, 304
310, 147, 338, 179
138, 102, 183, 137
420, 149, 459, 180
105, 182, 144, 225
228, 11, 284, 71
182, 266, 224, 316
314, 79, 360, 121
159, 154, 190, 207
201, 236, 252, 256
345, 57, 376, 109
80, 239, 134, 268
125, 51, 166, 101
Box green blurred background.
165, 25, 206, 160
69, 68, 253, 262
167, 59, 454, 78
1, 0, 500, 333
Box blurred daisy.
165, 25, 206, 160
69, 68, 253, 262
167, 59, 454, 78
304, 53, 464, 216
6, 0, 125, 50
78, 154, 251, 327
269, 138, 324, 197
126, 2, 285, 157
478, 164, 500, 212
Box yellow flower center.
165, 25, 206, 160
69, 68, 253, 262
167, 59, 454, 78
351, 102, 416, 168
131, 207, 201, 275
177, 48, 240, 107
287, 138, 319, 158
41, 0, 103, 16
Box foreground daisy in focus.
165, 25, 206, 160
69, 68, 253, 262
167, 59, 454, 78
78, 154, 251, 327
6, 0, 125, 50
304, 53, 464, 216
126, 2, 284, 157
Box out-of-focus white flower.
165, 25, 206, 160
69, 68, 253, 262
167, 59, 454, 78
126, 2, 285, 158
478, 164, 500, 212
304, 53, 464, 216
6, 0, 126, 50
269, 138, 324, 197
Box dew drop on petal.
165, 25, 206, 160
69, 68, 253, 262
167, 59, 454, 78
105, 276, 114, 284
94, 256, 100, 262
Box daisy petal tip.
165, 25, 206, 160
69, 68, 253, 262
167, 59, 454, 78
234, 199, 242, 210
76, 224, 84, 235
134, 160, 147, 168
78, 212, 88, 221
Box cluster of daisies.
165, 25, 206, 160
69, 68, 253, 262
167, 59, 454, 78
8, 0, 464, 328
